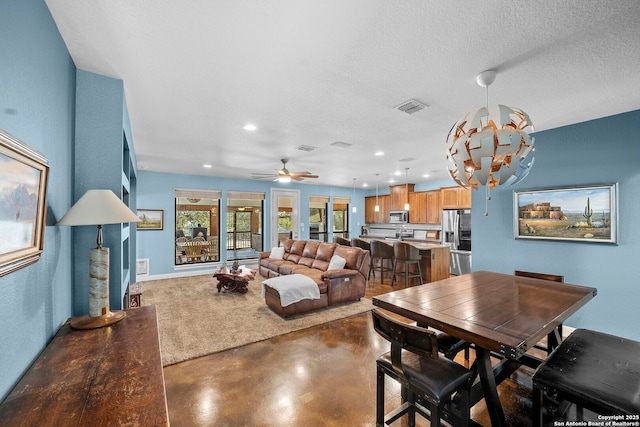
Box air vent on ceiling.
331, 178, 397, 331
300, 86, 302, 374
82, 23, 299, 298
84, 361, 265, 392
394, 99, 428, 115
330, 141, 352, 149
399, 157, 417, 162
296, 145, 317, 152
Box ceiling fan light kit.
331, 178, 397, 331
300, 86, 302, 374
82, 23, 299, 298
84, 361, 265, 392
446, 70, 535, 191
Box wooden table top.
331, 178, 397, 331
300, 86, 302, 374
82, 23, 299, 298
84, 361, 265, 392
373, 270, 597, 359
0, 306, 169, 426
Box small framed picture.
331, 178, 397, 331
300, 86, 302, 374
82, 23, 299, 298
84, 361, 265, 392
514, 183, 618, 244
0, 129, 50, 276
137, 209, 164, 230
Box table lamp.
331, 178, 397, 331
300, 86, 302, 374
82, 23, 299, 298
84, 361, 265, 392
57, 189, 140, 330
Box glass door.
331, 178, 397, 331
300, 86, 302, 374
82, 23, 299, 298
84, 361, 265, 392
270, 188, 299, 248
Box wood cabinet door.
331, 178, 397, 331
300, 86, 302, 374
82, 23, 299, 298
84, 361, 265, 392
409, 192, 427, 224
459, 187, 472, 208
365, 196, 377, 224
426, 190, 441, 224
377, 195, 390, 223
441, 187, 460, 209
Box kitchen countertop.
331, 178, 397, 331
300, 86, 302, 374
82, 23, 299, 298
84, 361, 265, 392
359, 236, 448, 250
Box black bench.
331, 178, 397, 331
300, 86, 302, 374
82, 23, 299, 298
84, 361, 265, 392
532, 328, 640, 426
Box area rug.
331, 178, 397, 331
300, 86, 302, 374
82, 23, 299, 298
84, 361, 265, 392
142, 273, 374, 366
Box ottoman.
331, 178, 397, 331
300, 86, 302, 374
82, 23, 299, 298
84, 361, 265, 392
262, 274, 328, 318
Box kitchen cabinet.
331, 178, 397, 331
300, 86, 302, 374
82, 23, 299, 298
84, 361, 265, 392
441, 186, 471, 209
426, 190, 441, 224
409, 192, 427, 224
390, 183, 414, 211
365, 195, 390, 223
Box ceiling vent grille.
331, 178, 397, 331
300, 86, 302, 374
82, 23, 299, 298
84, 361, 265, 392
394, 99, 428, 115
399, 157, 417, 162
296, 145, 317, 152
330, 141, 352, 149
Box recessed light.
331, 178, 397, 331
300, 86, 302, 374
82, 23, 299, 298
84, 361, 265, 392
375, 151, 384, 156
243, 124, 257, 131
203, 164, 212, 168
394, 171, 402, 176
422, 173, 430, 178
362, 183, 368, 187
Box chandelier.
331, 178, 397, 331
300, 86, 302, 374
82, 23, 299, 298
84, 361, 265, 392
446, 70, 535, 194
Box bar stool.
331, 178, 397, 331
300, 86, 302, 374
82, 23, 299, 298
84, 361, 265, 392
351, 238, 373, 286
334, 237, 351, 246
369, 240, 394, 284
392, 241, 422, 287
533, 329, 640, 426
372, 309, 473, 427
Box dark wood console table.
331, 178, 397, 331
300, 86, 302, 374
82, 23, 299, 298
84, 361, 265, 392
0, 305, 169, 426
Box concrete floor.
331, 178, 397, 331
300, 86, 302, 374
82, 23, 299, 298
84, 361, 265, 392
162, 279, 537, 426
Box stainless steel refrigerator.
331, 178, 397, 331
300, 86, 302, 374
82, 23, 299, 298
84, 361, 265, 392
441, 209, 472, 275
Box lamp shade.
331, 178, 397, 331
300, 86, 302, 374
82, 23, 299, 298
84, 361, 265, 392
57, 189, 140, 226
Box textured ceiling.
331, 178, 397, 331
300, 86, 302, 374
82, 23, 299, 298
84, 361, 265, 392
45, 0, 640, 188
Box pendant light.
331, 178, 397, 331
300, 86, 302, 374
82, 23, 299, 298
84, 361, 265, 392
446, 70, 535, 215
403, 168, 410, 211
351, 178, 357, 213
374, 174, 380, 212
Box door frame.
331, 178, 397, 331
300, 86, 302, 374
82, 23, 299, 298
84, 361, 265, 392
270, 188, 300, 248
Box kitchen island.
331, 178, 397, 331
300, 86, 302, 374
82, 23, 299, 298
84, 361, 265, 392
359, 237, 450, 284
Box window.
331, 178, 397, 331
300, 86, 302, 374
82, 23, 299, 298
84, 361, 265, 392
227, 191, 264, 260
333, 197, 350, 239
175, 189, 220, 265
309, 196, 328, 242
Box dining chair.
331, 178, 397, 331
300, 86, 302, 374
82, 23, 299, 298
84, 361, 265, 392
391, 241, 422, 287
175, 236, 188, 264
369, 240, 394, 285
371, 309, 473, 427
515, 270, 565, 355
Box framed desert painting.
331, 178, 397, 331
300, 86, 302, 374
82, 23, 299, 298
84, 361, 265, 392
514, 183, 618, 244
0, 129, 50, 276
137, 209, 164, 230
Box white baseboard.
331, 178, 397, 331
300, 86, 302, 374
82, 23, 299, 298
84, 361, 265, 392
137, 260, 259, 282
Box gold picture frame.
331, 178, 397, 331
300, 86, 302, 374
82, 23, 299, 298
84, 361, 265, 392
0, 129, 50, 276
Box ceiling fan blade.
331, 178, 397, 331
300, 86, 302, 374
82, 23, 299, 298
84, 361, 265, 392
290, 173, 318, 179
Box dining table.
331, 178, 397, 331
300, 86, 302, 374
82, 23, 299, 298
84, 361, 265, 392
372, 270, 597, 427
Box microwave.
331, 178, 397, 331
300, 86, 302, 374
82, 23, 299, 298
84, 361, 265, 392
389, 210, 409, 223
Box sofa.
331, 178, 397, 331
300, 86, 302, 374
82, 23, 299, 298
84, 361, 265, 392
259, 239, 370, 317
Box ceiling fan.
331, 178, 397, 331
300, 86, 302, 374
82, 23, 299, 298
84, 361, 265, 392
251, 158, 318, 182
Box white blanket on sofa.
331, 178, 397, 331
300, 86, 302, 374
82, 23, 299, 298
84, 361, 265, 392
262, 274, 320, 307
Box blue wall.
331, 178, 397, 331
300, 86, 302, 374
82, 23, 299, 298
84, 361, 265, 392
473, 110, 640, 340
137, 171, 367, 276
0, 0, 76, 400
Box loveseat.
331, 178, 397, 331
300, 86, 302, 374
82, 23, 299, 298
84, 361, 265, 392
259, 239, 370, 317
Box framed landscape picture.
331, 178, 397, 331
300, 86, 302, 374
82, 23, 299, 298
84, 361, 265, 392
137, 209, 164, 230
0, 129, 50, 276
514, 183, 618, 244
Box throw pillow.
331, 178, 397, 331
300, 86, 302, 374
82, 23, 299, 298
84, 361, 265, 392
270, 246, 285, 260
328, 254, 346, 270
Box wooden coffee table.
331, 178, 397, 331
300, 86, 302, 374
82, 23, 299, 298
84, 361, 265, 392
213, 266, 255, 294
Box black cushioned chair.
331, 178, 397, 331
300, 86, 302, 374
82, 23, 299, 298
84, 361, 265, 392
532, 329, 640, 426
372, 309, 472, 427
